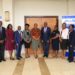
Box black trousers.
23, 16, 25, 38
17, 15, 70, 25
0, 44, 5, 60
68, 46, 74, 62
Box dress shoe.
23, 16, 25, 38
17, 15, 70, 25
10, 57, 15, 60
43, 55, 46, 57
2, 59, 6, 61
0, 60, 2, 62
17, 58, 21, 60
35, 55, 38, 59
19, 56, 23, 58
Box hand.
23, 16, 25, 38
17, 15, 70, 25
41, 40, 43, 43
11, 40, 14, 42
35, 38, 39, 40
59, 38, 62, 42
70, 45, 72, 47
0, 40, 4, 43
47, 40, 49, 43
16, 43, 18, 46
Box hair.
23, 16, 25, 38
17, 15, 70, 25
55, 25, 58, 28
62, 22, 66, 26
34, 23, 38, 25
7, 24, 12, 29
25, 24, 30, 27
70, 24, 74, 28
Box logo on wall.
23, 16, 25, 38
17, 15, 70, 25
62, 16, 75, 57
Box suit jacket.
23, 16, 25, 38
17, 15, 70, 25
69, 30, 75, 46
22, 30, 31, 42
15, 31, 22, 44
41, 27, 51, 42
0, 27, 6, 45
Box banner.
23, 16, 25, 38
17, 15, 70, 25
0, 16, 2, 21
62, 16, 75, 57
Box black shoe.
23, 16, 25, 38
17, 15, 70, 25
35, 55, 38, 59
46, 56, 48, 58
10, 57, 15, 60
43, 55, 48, 58
68, 60, 73, 62
17, 58, 21, 60
0, 60, 2, 62
2, 59, 6, 61
43, 55, 46, 57
19, 56, 23, 58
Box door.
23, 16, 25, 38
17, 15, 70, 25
24, 16, 58, 54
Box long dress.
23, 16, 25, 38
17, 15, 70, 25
31, 28, 40, 50
5, 29, 15, 51
51, 29, 60, 50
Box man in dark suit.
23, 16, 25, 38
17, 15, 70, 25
68, 24, 75, 62
15, 26, 23, 60
41, 22, 51, 57
0, 21, 6, 62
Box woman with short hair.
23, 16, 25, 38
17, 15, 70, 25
23, 24, 31, 58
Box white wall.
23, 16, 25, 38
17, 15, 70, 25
0, 0, 2, 18
69, 0, 75, 15
14, 0, 75, 31
14, 0, 67, 30
1, 0, 75, 30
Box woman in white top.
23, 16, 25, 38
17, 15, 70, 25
60, 23, 69, 59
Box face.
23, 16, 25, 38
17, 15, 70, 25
0, 21, 2, 27
62, 23, 66, 29
53, 25, 57, 30
34, 23, 38, 29
69, 25, 73, 31
25, 25, 29, 30
9, 25, 12, 29
18, 26, 21, 30
44, 22, 47, 27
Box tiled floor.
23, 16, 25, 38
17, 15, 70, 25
0, 56, 75, 75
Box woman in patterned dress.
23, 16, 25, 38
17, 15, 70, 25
31, 23, 41, 58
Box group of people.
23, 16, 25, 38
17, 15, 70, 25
0, 21, 75, 63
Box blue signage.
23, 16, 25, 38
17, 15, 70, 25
0, 16, 2, 20
62, 16, 75, 57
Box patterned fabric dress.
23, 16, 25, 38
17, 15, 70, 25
5, 29, 15, 50
31, 28, 40, 50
